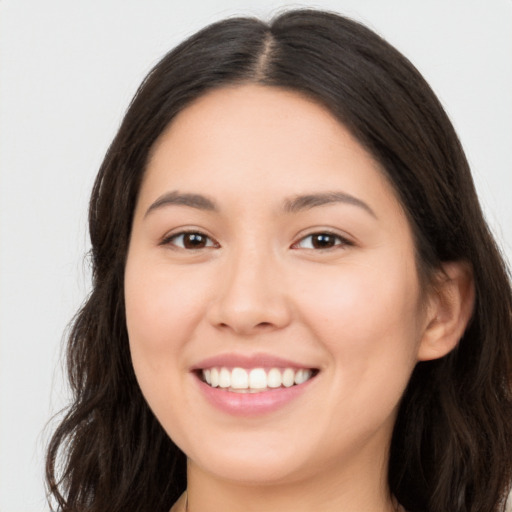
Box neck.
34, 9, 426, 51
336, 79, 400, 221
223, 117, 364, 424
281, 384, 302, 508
185, 451, 397, 512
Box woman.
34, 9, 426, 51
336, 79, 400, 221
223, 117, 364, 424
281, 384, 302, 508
46, 9, 512, 512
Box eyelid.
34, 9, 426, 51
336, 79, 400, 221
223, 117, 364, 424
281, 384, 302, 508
291, 230, 354, 250
159, 228, 354, 251
160, 229, 220, 249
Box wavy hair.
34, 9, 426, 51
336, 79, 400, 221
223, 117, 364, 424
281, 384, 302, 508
46, 9, 512, 512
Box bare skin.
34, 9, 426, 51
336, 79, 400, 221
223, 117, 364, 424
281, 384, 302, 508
125, 85, 474, 512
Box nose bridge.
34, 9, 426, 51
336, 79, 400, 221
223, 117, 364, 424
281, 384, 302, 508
207, 238, 291, 334
229, 242, 274, 298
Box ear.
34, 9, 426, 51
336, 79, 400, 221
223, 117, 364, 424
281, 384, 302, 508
417, 261, 475, 361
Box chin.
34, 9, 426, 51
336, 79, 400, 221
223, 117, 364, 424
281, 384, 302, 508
194, 457, 307, 486
183, 433, 316, 485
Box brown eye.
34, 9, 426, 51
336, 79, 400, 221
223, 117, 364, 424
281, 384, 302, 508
310, 234, 337, 248
294, 232, 350, 250
165, 231, 217, 249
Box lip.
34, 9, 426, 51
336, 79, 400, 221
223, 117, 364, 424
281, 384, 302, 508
191, 353, 318, 416
195, 374, 316, 416
191, 352, 315, 371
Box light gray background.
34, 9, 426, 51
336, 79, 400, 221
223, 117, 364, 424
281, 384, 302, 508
1, 1, 511, 510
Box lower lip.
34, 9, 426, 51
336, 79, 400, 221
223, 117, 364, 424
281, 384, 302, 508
195, 375, 315, 416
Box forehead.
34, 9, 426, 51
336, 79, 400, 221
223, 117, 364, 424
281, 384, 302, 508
149, 84, 377, 171
140, 84, 404, 220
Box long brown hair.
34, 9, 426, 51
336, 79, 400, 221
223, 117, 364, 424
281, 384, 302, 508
46, 9, 512, 512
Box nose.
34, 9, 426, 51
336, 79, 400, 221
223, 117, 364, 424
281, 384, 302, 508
206, 247, 292, 336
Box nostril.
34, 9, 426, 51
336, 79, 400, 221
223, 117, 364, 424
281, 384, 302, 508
256, 322, 273, 328
216, 320, 278, 333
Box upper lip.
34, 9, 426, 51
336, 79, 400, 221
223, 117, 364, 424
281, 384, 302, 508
191, 352, 318, 371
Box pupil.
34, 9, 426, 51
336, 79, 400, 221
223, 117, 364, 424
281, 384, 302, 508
184, 233, 205, 248
313, 234, 335, 248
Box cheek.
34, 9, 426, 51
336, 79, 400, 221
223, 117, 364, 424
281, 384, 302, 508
292, 258, 423, 434
124, 256, 213, 441
295, 257, 423, 367
124, 256, 210, 380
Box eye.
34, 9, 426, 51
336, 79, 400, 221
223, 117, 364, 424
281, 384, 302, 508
293, 232, 351, 250
162, 231, 218, 250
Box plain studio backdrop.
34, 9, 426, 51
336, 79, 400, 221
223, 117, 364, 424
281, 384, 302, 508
0, 1, 511, 510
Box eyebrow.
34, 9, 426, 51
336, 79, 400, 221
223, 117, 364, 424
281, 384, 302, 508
144, 190, 376, 218
283, 192, 377, 218
144, 191, 218, 218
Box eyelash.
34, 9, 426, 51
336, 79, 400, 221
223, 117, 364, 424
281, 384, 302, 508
161, 231, 219, 250
292, 232, 353, 250
161, 230, 352, 251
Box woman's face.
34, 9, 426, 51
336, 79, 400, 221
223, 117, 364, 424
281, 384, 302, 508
125, 85, 432, 486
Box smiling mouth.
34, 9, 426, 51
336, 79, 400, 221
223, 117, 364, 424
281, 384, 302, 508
198, 367, 318, 393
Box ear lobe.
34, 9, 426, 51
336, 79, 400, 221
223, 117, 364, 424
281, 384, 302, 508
417, 261, 475, 362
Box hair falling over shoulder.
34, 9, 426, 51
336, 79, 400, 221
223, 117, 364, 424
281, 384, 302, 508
46, 9, 512, 512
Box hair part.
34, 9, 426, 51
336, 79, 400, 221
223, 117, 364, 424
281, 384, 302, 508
46, 9, 512, 512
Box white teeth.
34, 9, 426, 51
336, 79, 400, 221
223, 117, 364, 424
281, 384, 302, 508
210, 368, 219, 387
249, 368, 267, 389
231, 367, 249, 389
219, 367, 231, 388
282, 368, 295, 388
294, 369, 312, 385
267, 368, 282, 388
201, 366, 314, 391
